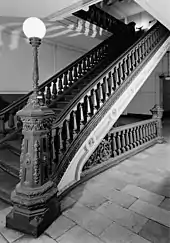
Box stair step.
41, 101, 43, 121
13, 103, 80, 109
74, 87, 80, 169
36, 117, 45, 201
0, 198, 10, 210
5, 139, 21, 156
0, 144, 19, 177
0, 168, 19, 205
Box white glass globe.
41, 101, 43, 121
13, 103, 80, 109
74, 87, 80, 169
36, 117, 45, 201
23, 17, 46, 39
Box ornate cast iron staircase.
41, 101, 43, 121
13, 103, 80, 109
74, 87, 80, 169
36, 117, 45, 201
0, 21, 169, 236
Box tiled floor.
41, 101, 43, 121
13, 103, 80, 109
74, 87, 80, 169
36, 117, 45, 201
0, 123, 170, 242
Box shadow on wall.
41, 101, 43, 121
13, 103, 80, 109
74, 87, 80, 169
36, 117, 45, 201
0, 95, 10, 110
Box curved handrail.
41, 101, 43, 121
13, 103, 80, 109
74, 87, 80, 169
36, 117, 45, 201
52, 22, 161, 127
50, 22, 169, 184
0, 35, 113, 117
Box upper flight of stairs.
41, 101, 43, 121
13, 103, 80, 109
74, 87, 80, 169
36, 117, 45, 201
0, 21, 169, 204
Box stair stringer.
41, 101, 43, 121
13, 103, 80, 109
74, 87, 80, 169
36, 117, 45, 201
57, 35, 170, 193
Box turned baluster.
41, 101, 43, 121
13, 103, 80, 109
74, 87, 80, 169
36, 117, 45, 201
8, 111, 15, 130
130, 50, 136, 70
79, 103, 85, 130
138, 43, 142, 63
86, 95, 92, 121
68, 68, 73, 85
122, 58, 127, 80
147, 123, 152, 140
46, 84, 52, 105
52, 80, 57, 100
0, 115, 5, 137
129, 128, 134, 149
57, 126, 64, 160
87, 56, 91, 70
63, 71, 68, 90
138, 125, 143, 144
116, 131, 122, 155
73, 65, 78, 81
65, 120, 71, 149
72, 110, 78, 138
142, 125, 147, 143
113, 66, 119, 90
134, 47, 139, 65
105, 76, 110, 97
93, 51, 98, 64
136, 126, 140, 145
141, 40, 145, 59
127, 53, 132, 73
78, 61, 83, 77
125, 129, 130, 150
107, 72, 112, 95
111, 133, 118, 157
121, 130, 126, 153
99, 82, 104, 105
58, 75, 63, 94
93, 89, 98, 113
117, 63, 123, 86
82, 59, 87, 74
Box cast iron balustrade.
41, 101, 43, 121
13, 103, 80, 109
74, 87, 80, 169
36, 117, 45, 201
73, 5, 127, 34
0, 34, 113, 139
50, 22, 169, 184
82, 117, 158, 174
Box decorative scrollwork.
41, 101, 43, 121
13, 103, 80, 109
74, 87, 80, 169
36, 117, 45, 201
33, 140, 40, 184
19, 139, 25, 180
82, 137, 111, 172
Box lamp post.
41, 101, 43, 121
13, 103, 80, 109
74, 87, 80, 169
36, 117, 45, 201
6, 17, 60, 237
23, 17, 46, 106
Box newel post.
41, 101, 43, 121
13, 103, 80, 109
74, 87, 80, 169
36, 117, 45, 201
6, 17, 60, 237
150, 104, 164, 143
6, 97, 60, 237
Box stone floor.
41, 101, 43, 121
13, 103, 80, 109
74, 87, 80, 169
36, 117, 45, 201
0, 122, 170, 242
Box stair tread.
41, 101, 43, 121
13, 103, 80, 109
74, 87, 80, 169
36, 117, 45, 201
0, 168, 19, 192
0, 146, 20, 170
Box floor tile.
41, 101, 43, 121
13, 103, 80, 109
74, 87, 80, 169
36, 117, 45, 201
139, 219, 170, 243
14, 234, 57, 243
104, 188, 137, 208
70, 189, 107, 210
45, 215, 76, 240
159, 198, 170, 211
63, 202, 112, 236
99, 222, 151, 243
60, 196, 76, 212
129, 199, 170, 227
122, 184, 164, 206
57, 225, 104, 243
96, 201, 148, 233
0, 226, 24, 243
0, 233, 8, 243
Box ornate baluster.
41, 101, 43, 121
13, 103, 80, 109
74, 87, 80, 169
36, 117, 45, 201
52, 81, 57, 100
73, 65, 78, 81
111, 133, 117, 157
63, 71, 68, 90
122, 58, 127, 80
105, 76, 110, 97
136, 126, 140, 145
68, 68, 73, 85
87, 95, 91, 121
58, 75, 63, 94
125, 129, 130, 151
107, 71, 113, 94
78, 61, 83, 77
87, 56, 91, 70
58, 126, 64, 159
116, 131, 122, 155
46, 84, 52, 105
82, 59, 87, 74
93, 89, 98, 113
129, 128, 134, 149
121, 130, 126, 153
72, 110, 78, 138
79, 103, 85, 130
113, 66, 119, 90
99, 82, 104, 105
65, 120, 71, 149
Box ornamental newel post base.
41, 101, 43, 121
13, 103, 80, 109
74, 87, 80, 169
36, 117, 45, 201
6, 98, 61, 237
150, 104, 164, 144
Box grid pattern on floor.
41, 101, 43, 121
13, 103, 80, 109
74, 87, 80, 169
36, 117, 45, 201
0, 141, 170, 242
